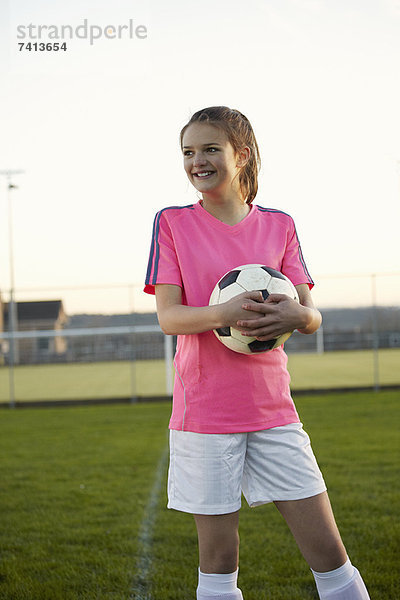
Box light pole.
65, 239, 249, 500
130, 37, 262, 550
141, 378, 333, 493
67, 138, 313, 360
0, 169, 25, 408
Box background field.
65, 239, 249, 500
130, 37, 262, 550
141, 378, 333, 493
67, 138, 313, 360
1, 348, 399, 404
0, 390, 399, 599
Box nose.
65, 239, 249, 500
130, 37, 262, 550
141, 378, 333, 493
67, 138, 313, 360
192, 152, 207, 167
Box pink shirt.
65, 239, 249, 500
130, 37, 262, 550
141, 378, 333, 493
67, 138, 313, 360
144, 201, 314, 434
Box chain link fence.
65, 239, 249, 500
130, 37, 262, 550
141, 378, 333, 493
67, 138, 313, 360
0, 272, 399, 407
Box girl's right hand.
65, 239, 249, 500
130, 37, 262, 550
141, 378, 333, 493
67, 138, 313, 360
219, 291, 265, 328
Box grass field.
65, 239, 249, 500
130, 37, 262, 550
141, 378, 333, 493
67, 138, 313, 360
0, 348, 399, 404
0, 390, 399, 599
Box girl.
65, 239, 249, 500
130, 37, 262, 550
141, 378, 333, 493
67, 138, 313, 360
144, 106, 370, 600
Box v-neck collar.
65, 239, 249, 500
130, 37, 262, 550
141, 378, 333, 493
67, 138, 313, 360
195, 200, 255, 232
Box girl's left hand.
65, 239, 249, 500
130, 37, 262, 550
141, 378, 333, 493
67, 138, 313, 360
236, 294, 308, 341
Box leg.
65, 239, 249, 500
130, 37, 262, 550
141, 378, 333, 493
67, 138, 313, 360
194, 511, 243, 599
168, 430, 246, 598
274, 491, 347, 572
194, 511, 240, 574
275, 492, 370, 598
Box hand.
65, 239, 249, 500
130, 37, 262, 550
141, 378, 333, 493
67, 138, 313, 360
219, 291, 265, 329
236, 293, 310, 341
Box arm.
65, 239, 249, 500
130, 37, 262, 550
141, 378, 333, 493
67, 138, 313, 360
236, 283, 322, 341
295, 284, 322, 334
155, 283, 265, 336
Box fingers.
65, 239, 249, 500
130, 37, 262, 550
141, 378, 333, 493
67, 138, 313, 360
237, 293, 292, 336
243, 291, 264, 302
242, 293, 289, 310
242, 302, 264, 312
241, 300, 272, 313
264, 293, 288, 303
238, 322, 287, 338
237, 316, 266, 329
239, 326, 280, 339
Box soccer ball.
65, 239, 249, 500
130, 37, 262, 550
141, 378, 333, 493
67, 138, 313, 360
209, 264, 299, 354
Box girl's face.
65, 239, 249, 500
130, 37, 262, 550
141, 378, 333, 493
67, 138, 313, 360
182, 123, 247, 200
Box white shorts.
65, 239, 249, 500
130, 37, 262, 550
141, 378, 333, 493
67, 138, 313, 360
168, 423, 327, 515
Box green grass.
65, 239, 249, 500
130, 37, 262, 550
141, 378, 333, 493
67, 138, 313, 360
0, 391, 399, 599
0, 349, 399, 404
287, 348, 400, 389
0, 403, 170, 599
0, 360, 167, 403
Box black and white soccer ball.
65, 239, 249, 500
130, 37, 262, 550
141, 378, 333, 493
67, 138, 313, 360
209, 264, 299, 354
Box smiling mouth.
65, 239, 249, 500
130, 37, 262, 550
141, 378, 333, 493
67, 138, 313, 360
193, 171, 215, 178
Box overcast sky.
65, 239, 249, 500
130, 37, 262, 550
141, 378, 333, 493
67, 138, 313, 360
0, 0, 399, 313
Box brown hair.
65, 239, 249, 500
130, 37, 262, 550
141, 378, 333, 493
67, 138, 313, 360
180, 106, 261, 204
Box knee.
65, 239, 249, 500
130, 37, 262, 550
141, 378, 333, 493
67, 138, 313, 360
202, 531, 239, 573
195, 512, 240, 574
205, 551, 239, 574
309, 536, 348, 572
215, 546, 239, 573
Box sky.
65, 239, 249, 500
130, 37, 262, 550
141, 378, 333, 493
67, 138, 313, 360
0, 0, 399, 314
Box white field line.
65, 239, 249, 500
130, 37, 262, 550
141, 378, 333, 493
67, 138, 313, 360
130, 441, 169, 600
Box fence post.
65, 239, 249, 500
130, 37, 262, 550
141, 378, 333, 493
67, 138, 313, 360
129, 290, 137, 403
129, 329, 137, 403
7, 290, 17, 409
316, 326, 324, 354
371, 274, 380, 391
164, 335, 173, 397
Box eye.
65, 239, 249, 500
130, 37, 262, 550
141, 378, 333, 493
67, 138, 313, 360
207, 147, 218, 153
183, 150, 193, 157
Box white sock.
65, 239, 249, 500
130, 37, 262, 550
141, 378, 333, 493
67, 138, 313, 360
196, 568, 243, 599
311, 558, 370, 599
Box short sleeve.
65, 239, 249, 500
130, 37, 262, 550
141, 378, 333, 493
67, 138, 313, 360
144, 210, 183, 295
281, 217, 314, 289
